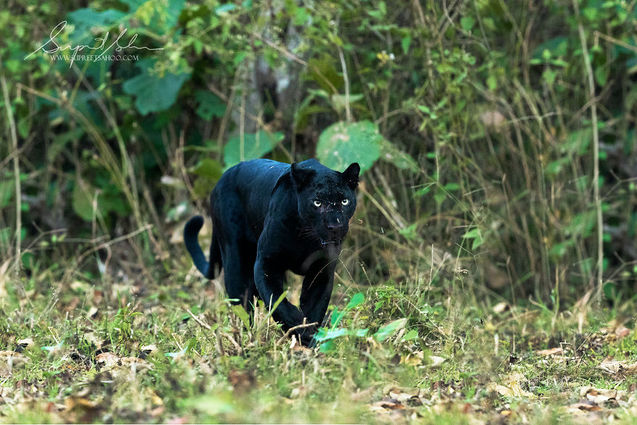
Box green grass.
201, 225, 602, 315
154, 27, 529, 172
0, 260, 635, 424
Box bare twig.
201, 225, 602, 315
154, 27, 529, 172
186, 309, 211, 330
594, 31, 637, 54
276, 321, 318, 345
63, 224, 153, 282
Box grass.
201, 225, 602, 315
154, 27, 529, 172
0, 252, 635, 424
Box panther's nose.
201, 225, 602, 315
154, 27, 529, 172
326, 217, 344, 232
326, 223, 342, 231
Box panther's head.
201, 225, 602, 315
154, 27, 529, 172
290, 160, 360, 254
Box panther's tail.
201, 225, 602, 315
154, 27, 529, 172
184, 216, 221, 279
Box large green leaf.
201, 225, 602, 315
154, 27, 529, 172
66, 8, 126, 44
123, 60, 190, 115
379, 140, 419, 172
373, 318, 407, 342
195, 90, 226, 120
316, 120, 383, 173
72, 180, 97, 222
223, 130, 284, 168
0, 179, 13, 209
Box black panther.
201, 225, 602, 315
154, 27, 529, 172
184, 158, 360, 345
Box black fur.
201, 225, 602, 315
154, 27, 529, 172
184, 158, 359, 345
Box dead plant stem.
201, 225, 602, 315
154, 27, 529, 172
1, 75, 21, 277
573, 0, 603, 303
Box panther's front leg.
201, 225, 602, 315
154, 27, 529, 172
253, 256, 306, 333
300, 260, 335, 328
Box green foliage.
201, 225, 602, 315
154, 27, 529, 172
123, 60, 191, 115
194, 90, 226, 120
1, 0, 636, 335
316, 121, 384, 173
223, 130, 284, 168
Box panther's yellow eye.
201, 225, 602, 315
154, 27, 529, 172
313, 200, 322, 207
341, 199, 349, 206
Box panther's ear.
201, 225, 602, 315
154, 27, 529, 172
290, 163, 316, 189
342, 162, 360, 190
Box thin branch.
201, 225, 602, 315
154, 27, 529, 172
186, 309, 212, 330
277, 321, 318, 345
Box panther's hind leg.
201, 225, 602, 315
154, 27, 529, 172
220, 237, 257, 313
212, 191, 258, 314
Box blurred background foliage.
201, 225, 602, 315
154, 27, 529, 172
1, 0, 636, 306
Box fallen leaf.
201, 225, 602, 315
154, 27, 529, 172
597, 357, 636, 375
429, 355, 446, 367
140, 344, 157, 359
388, 387, 420, 404
150, 406, 165, 417
492, 302, 509, 314
228, 369, 255, 394
480, 110, 506, 128
568, 401, 602, 412
585, 388, 616, 405
120, 356, 152, 373
63, 397, 102, 423
96, 352, 119, 368
401, 351, 424, 366
350, 386, 377, 402
166, 417, 190, 424
0, 351, 29, 365
17, 338, 34, 348
64, 296, 80, 312
148, 388, 164, 407
615, 326, 631, 339
536, 347, 563, 356
371, 398, 405, 410
488, 373, 533, 397
87, 307, 99, 319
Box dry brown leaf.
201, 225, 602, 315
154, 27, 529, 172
429, 355, 446, 367
581, 387, 617, 405
372, 398, 405, 411
536, 347, 563, 356
63, 397, 102, 423
150, 406, 165, 417
350, 386, 377, 402
488, 373, 533, 398
0, 351, 29, 371
141, 344, 158, 356
120, 356, 152, 371
615, 326, 631, 339
166, 417, 191, 424
96, 352, 119, 368
568, 401, 603, 412
388, 387, 420, 403
228, 369, 255, 394
401, 351, 424, 366
480, 110, 506, 128
17, 338, 34, 348
64, 296, 80, 312
87, 306, 99, 319
597, 357, 636, 375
